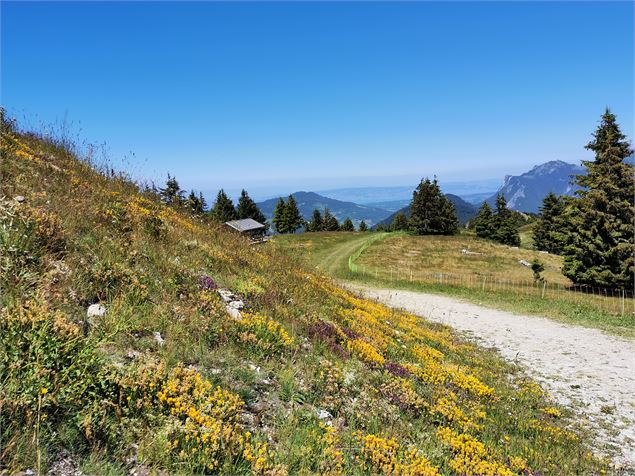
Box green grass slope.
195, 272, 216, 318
276, 232, 634, 336
0, 120, 609, 475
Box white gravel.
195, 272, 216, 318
350, 284, 635, 471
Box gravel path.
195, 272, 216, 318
349, 284, 635, 472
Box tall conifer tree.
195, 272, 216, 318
159, 174, 184, 206
408, 177, 458, 235
533, 192, 566, 253
236, 189, 267, 224
473, 202, 494, 239
272, 198, 288, 233
562, 110, 634, 288
307, 209, 324, 232
323, 208, 340, 231
283, 195, 304, 234
211, 189, 237, 222
341, 217, 355, 231
492, 195, 521, 246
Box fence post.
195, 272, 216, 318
541, 281, 546, 299
410, 269, 413, 282
482, 277, 486, 292
622, 290, 626, 317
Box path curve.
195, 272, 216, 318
348, 284, 635, 471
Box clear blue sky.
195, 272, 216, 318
2, 1, 633, 199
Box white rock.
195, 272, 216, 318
228, 300, 244, 310
218, 289, 235, 302
209, 368, 222, 375
87, 303, 106, 318
227, 307, 242, 320
518, 259, 531, 267
316, 408, 333, 420
14, 195, 25, 203
153, 331, 165, 346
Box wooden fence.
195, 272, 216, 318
349, 261, 634, 317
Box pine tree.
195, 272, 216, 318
492, 195, 520, 247
236, 189, 267, 224
533, 192, 566, 254
283, 195, 304, 234
198, 192, 208, 213
211, 189, 237, 222
307, 209, 324, 232
408, 178, 458, 235
391, 212, 409, 231
472, 202, 495, 239
159, 174, 184, 206
358, 220, 368, 232
562, 110, 634, 288
186, 190, 205, 215
323, 208, 340, 231
341, 217, 355, 231
272, 198, 288, 233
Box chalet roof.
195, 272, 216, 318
225, 218, 266, 233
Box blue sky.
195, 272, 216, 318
2, 1, 633, 200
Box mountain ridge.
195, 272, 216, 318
256, 191, 392, 226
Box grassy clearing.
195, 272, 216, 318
0, 124, 614, 474
275, 232, 634, 337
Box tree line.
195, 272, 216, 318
155, 178, 268, 227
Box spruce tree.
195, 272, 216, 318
473, 202, 495, 239
186, 190, 205, 215
408, 178, 458, 235
198, 192, 208, 213
391, 212, 409, 231
159, 174, 184, 206
283, 195, 304, 233
341, 217, 355, 231
272, 198, 288, 233
211, 189, 237, 222
562, 110, 634, 288
492, 195, 521, 247
358, 220, 368, 232
307, 209, 324, 232
237, 189, 267, 224
533, 192, 566, 254
323, 208, 340, 231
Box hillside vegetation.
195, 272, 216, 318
1, 121, 609, 474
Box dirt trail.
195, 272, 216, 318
348, 284, 635, 471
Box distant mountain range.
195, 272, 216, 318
254, 159, 633, 229
376, 194, 478, 228
485, 160, 584, 213
256, 191, 392, 227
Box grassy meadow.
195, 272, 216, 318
0, 122, 617, 475
275, 232, 635, 336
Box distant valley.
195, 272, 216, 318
255, 160, 594, 227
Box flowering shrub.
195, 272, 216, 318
347, 339, 385, 367
235, 313, 294, 355
437, 426, 514, 476
382, 378, 427, 415
354, 432, 439, 476
198, 274, 218, 291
